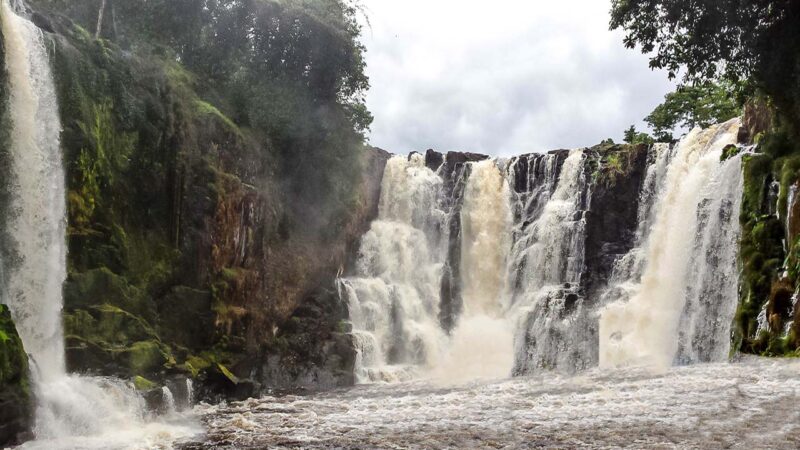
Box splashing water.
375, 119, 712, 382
0, 2, 198, 447
434, 159, 514, 380
185, 358, 800, 449
344, 124, 746, 383
340, 154, 448, 382
600, 119, 744, 369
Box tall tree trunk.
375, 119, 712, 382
95, 0, 106, 39
110, 0, 118, 41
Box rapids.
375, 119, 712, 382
183, 358, 800, 449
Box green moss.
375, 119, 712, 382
194, 100, 240, 133
127, 340, 168, 376
0, 305, 33, 434
216, 363, 239, 385
721, 144, 741, 161
181, 355, 212, 378
594, 144, 639, 187
737, 126, 800, 356
133, 375, 158, 391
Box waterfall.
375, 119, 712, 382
2, 0, 67, 380
507, 150, 593, 373
340, 154, 448, 382
0, 3, 197, 446
599, 119, 744, 369
344, 119, 746, 383
460, 160, 512, 316
434, 159, 514, 380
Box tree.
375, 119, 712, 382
610, 0, 800, 133
645, 81, 744, 141
623, 125, 654, 146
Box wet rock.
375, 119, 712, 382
581, 144, 649, 304
256, 288, 356, 393
31, 12, 54, 33
0, 305, 33, 447
425, 149, 444, 171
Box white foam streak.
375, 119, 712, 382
2, 0, 67, 380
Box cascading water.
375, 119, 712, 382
343, 118, 747, 382
434, 159, 514, 380
0, 3, 196, 447
2, 0, 67, 381
600, 119, 744, 369
339, 154, 449, 382
507, 149, 594, 373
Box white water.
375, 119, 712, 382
0, 3, 197, 447
508, 150, 591, 373
189, 358, 800, 449
600, 119, 744, 369
345, 128, 746, 382
508, 150, 587, 296
437, 159, 513, 380
2, 0, 67, 381
340, 154, 448, 382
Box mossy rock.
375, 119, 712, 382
0, 305, 33, 446
64, 305, 158, 347
157, 286, 213, 350
64, 268, 155, 322
127, 340, 169, 376
133, 375, 158, 391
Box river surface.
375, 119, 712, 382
177, 358, 800, 449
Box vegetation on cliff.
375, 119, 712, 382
17, 0, 383, 395
0, 304, 32, 446
611, 0, 800, 356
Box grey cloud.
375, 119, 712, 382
360, 0, 676, 156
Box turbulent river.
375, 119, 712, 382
181, 359, 800, 449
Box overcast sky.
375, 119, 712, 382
358, 0, 677, 156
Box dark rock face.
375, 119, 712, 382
0, 305, 33, 447
255, 288, 356, 393
581, 144, 650, 303
250, 148, 389, 393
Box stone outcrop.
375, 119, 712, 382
0, 305, 32, 447
581, 143, 650, 302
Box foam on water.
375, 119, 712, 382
186, 358, 800, 449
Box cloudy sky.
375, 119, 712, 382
358, 0, 676, 156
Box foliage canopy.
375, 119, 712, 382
610, 0, 800, 133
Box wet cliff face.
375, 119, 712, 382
581, 143, 650, 302
8, 8, 388, 398
736, 100, 800, 356
0, 305, 32, 447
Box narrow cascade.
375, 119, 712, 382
0, 3, 196, 446
435, 160, 513, 380
2, 0, 67, 381
599, 143, 676, 324
340, 154, 448, 382
600, 119, 744, 368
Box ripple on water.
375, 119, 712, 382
179, 358, 800, 449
